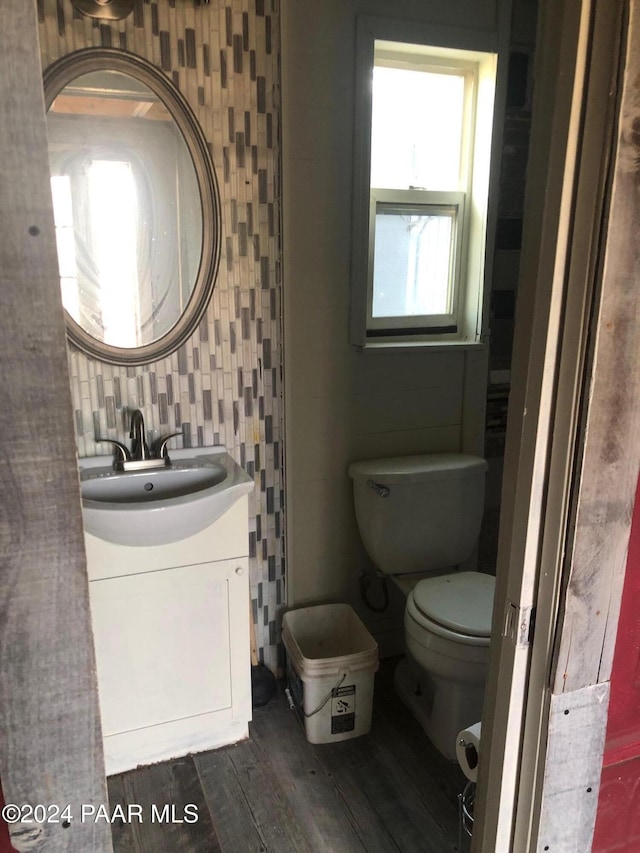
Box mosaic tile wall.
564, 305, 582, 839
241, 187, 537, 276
38, 0, 284, 672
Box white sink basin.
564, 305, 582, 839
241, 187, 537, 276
81, 462, 226, 503
79, 448, 254, 547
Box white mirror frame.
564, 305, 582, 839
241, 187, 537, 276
43, 48, 221, 366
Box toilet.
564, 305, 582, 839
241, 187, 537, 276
347, 453, 495, 760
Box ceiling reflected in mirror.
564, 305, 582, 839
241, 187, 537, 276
71, 0, 135, 21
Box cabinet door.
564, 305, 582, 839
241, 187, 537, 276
89, 558, 249, 737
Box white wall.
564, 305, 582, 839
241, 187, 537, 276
281, 0, 508, 645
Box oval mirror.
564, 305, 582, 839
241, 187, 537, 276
43, 49, 221, 365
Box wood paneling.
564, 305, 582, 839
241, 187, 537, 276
0, 2, 110, 851
552, 0, 640, 695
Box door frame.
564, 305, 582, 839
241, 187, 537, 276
0, 2, 110, 851
475, 0, 640, 849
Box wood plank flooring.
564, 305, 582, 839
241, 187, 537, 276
107, 659, 469, 852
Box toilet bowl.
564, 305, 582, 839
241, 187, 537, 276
406, 572, 492, 681
347, 453, 495, 760
400, 571, 494, 758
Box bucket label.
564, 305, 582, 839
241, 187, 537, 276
331, 685, 356, 734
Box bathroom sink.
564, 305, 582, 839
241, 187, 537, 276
81, 462, 226, 503
79, 449, 253, 547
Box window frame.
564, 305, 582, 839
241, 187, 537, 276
367, 189, 466, 336
350, 16, 499, 349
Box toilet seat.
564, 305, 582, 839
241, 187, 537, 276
408, 571, 495, 646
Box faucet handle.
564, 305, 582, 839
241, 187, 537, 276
151, 432, 183, 460
95, 438, 132, 462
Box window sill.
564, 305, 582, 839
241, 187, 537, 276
357, 339, 487, 354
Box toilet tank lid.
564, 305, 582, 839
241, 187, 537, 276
347, 453, 488, 485
413, 571, 495, 637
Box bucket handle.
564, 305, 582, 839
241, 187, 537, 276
303, 671, 347, 719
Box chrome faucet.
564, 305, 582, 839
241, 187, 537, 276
96, 409, 182, 472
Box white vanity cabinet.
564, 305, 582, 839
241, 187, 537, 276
83, 483, 252, 776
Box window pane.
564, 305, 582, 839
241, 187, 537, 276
372, 207, 455, 318
370, 66, 465, 191
51, 175, 80, 321
88, 160, 140, 348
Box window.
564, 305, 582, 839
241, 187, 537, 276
369, 193, 464, 334
350, 18, 498, 346
51, 159, 141, 348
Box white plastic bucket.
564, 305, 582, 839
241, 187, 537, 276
282, 603, 379, 744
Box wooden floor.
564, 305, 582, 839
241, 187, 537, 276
107, 660, 469, 852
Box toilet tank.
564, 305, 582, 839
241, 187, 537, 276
348, 454, 488, 576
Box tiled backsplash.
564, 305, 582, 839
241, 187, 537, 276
38, 0, 284, 672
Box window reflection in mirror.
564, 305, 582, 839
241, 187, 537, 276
43, 49, 222, 366
47, 68, 203, 350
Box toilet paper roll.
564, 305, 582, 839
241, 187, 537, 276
456, 722, 482, 782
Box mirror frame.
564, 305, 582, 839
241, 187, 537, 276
43, 48, 222, 365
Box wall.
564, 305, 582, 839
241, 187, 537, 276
38, 0, 283, 671
281, 0, 509, 648
479, 0, 538, 572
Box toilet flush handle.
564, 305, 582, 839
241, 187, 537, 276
367, 479, 390, 498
